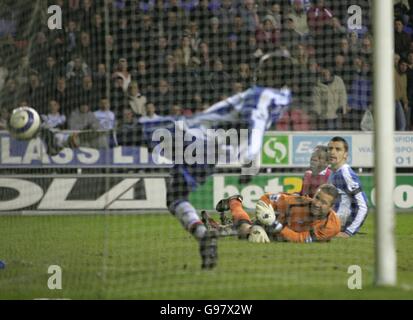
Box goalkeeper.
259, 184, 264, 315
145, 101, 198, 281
215, 184, 341, 243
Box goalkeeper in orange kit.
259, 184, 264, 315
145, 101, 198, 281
215, 184, 341, 243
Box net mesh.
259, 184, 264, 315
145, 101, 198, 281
0, 0, 411, 299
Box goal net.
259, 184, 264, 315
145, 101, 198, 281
0, 0, 409, 299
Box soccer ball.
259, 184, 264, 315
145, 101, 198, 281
9, 106, 41, 140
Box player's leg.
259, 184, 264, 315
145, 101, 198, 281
216, 195, 252, 238
38, 125, 80, 156
167, 165, 218, 269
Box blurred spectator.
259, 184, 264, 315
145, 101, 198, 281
287, 0, 309, 37
216, 0, 237, 34
152, 0, 169, 26
94, 97, 116, 130
191, 0, 215, 35
395, 56, 409, 130
174, 35, 196, 69
91, 12, 105, 58
68, 102, 108, 148
243, 34, 264, 66
114, 16, 133, 59
66, 55, 91, 85
312, 66, 347, 130
112, 57, 132, 92
197, 42, 212, 71
132, 60, 152, 94
323, 17, 347, 57
137, 0, 156, 13
307, 0, 333, 36
406, 52, 413, 130
79, 0, 96, 31
30, 32, 49, 67
281, 16, 302, 55
186, 21, 202, 54
348, 31, 361, 56
171, 104, 183, 116
202, 17, 227, 58
93, 63, 108, 97
233, 63, 253, 88
360, 33, 373, 63
28, 73, 46, 114
0, 108, 10, 130
41, 100, 66, 129
78, 75, 99, 109
140, 102, 160, 120
291, 50, 318, 118
256, 15, 281, 53
338, 37, 354, 63
79, 31, 93, 68
232, 81, 244, 94
394, 0, 410, 23
111, 75, 129, 116
128, 81, 148, 117
163, 10, 184, 50
104, 35, 117, 67
136, 14, 159, 60
150, 36, 172, 72
0, 57, 9, 92
238, 0, 260, 33
395, 18, 411, 59
54, 77, 71, 117
149, 79, 175, 115
221, 34, 244, 72
263, 3, 282, 31
42, 56, 59, 96
0, 78, 18, 111
159, 54, 180, 88
207, 59, 232, 102
169, 0, 187, 21
68, 103, 101, 131
231, 15, 251, 49
65, 19, 80, 55
333, 54, 353, 89
14, 56, 33, 88
347, 61, 372, 130
129, 39, 145, 69
116, 107, 140, 146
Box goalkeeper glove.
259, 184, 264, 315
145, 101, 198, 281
248, 225, 270, 243
255, 199, 276, 226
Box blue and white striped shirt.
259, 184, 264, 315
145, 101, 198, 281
139, 86, 291, 163
328, 164, 368, 235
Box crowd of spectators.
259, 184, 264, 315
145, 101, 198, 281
0, 0, 411, 134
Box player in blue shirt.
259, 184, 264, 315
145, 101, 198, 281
38, 52, 293, 268
327, 136, 369, 237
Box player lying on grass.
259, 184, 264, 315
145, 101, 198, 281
34, 51, 294, 269
215, 184, 341, 243
327, 136, 368, 238
300, 145, 331, 197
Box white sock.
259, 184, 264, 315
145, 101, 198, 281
173, 201, 206, 240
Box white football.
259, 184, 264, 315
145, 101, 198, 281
9, 106, 41, 140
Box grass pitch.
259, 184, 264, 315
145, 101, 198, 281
0, 212, 412, 299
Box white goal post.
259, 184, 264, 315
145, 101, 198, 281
373, 0, 397, 286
